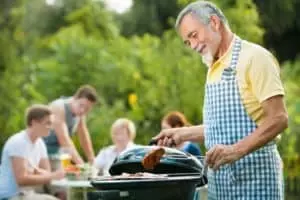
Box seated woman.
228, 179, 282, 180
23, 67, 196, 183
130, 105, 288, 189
94, 118, 137, 175
161, 111, 201, 156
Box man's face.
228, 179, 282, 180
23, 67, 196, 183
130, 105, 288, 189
32, 115, 53, 137
73, 98, 94, 116
178, 13, 222, 66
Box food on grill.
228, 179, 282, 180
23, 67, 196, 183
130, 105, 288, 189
121, 172, 167, 177
142, 147, 165, 170
95, 172, 168, 181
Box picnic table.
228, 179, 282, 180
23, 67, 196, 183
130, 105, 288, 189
51, 178, 92, 200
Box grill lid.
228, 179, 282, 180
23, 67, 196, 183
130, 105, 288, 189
109, 146, 205, 176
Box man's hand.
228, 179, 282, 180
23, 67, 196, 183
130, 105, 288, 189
153, 127, 186, 147
206, 144, 245, 171
88, 157, 95, 165
77, 117, 95, 165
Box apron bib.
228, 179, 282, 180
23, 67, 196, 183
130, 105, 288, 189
203, 38, 284, 200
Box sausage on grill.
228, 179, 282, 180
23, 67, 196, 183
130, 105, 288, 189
142, 147, 165, 170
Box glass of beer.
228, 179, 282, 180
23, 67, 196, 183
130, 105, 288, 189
59, 147, 72, 169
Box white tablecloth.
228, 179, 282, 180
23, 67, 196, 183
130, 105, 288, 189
50, 179, 92, 200
51, 179, 92, 188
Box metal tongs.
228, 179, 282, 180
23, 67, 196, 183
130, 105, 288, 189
200, 156, 208, 177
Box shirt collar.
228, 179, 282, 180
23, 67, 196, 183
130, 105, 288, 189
211, 34, 237, 69
113, 141, 135, 154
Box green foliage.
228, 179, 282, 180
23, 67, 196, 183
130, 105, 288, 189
0, 1, 299, 183
0, 0, 208, 154
118, 0, 181, 36
120, 0, 264, 43
222, 0, 263, 43
253, 0, 300, 62
65, 2, 119, 39
254, 0, 298, 36
33, 24, 206, 148
278, 59, 300, 177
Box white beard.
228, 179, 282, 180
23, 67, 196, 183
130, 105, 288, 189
201, 51, 214, 68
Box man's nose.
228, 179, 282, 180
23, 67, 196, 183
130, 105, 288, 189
190, 40, 198, 51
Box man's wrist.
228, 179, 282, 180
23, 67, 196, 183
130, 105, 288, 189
180, 127, 190, 142
232, 142, 248, 158
88, 156, 95, 164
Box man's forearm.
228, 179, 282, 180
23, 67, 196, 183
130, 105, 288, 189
17, 173, 52, 186
82, 136, 95, 162
34, 167, 50, 175
70, 144, 84, 164
78, 126, 95, 162
233, 114, 288, 157
182, 125, 205, 144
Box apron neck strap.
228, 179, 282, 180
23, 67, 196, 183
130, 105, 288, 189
229, 37, 242, 70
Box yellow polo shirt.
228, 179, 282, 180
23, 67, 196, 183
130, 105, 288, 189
207, 36, 285, 125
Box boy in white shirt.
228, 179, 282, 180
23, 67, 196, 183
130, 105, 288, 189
0, 105, 65, 200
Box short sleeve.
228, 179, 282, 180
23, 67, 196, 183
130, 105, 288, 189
39, 140, 48, 159
247, 48, 285, 103
7, 139, 27, 159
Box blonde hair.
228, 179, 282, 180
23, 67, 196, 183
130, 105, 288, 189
111, 118, 136, 140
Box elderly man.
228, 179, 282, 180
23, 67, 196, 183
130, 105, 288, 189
154, 1, 288, 199
43, 85, 98, 167
0, 105, 64, 200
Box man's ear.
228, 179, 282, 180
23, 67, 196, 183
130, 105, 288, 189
210, 15, 221, 31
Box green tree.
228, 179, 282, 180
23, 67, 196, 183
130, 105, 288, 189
118, 0, 263, 43
117, 0, 181, 36
279, 60, 300, 177
254, 0, 300, 62
0, 0, 118, 153
32, 24, 207, 148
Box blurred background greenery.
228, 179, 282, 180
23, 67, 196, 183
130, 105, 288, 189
0, 0, 300, 197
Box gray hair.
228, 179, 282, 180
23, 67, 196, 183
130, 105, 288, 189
175, 1, 228, 29
111, 118, 136, 140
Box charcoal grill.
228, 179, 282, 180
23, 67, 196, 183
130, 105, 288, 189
88, 146, 207, 200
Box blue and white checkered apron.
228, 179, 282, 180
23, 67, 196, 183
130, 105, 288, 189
203, 38, 284, 200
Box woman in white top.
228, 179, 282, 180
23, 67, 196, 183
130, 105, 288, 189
94, 118, 137, 175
